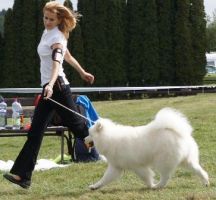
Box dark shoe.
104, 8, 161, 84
3, 173, 31, 189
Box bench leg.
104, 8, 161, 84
57, 130, 74, 163
60, 131, 64, 164
67, 131, 75, 161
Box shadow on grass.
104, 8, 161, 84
0, 183, 213, 200
42, 187, 154, 199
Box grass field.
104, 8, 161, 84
203, 73, 216, 84
0, 93, 216, 200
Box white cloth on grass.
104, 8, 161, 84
0, 159, 69, 172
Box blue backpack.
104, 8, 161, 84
72, 95, 100, 162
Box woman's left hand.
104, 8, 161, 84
81, 72, 95, 84
44, 84, 53, 99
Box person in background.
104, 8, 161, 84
3, 1, 94, 189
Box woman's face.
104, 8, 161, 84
43, 10, 60, 30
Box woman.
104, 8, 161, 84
3, 2, 94, 189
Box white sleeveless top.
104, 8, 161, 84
37, 26, 69, 86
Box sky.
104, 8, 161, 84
0, 0, 216, 18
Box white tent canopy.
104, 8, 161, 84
206, 52, 216, 67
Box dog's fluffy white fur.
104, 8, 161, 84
85, 107, 209, 190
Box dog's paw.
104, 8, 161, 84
204, 180, 210, 187
89, 184, 99, 190
151, 183, 165, 190
146, 183, 156, 189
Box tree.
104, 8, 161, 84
78, 0, 106, 86
0, 32, 4, 87
0, 16, 4, 34
12, 0, 24, 86
173, 0, 193, 85
105, 0, 127, 86
21, 0, 38, 87
0, 10, 6, 34
206, 21, 216, 52
126, 0, 159, 86
69, 24, 85, 86
156, 0, 175, 85
79, 0, 127, 86
64, 0, 73, 10
189, 0, 207, 84
2, 9, 15, 87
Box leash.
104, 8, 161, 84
47, 97, 95, 125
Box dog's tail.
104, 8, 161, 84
153, 107, 193, 137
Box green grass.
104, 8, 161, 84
0, 93, 216, 200
203, 73, 216, 84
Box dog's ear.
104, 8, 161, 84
96, 121, 103, 132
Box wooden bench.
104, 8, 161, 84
0, 96, 74, 164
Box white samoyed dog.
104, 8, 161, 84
85, 107, 209, 190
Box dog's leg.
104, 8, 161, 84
133, 167, 156, 188
183, 144, 209, 186
152, 164, 176, 189
89, 164, 122, 190
186, 161, 209, 186
153, 172, 171, 189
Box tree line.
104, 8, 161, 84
0, 0, 207, 88
206, 11, 216, 52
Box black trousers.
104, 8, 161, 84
10, 84, 88, 181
